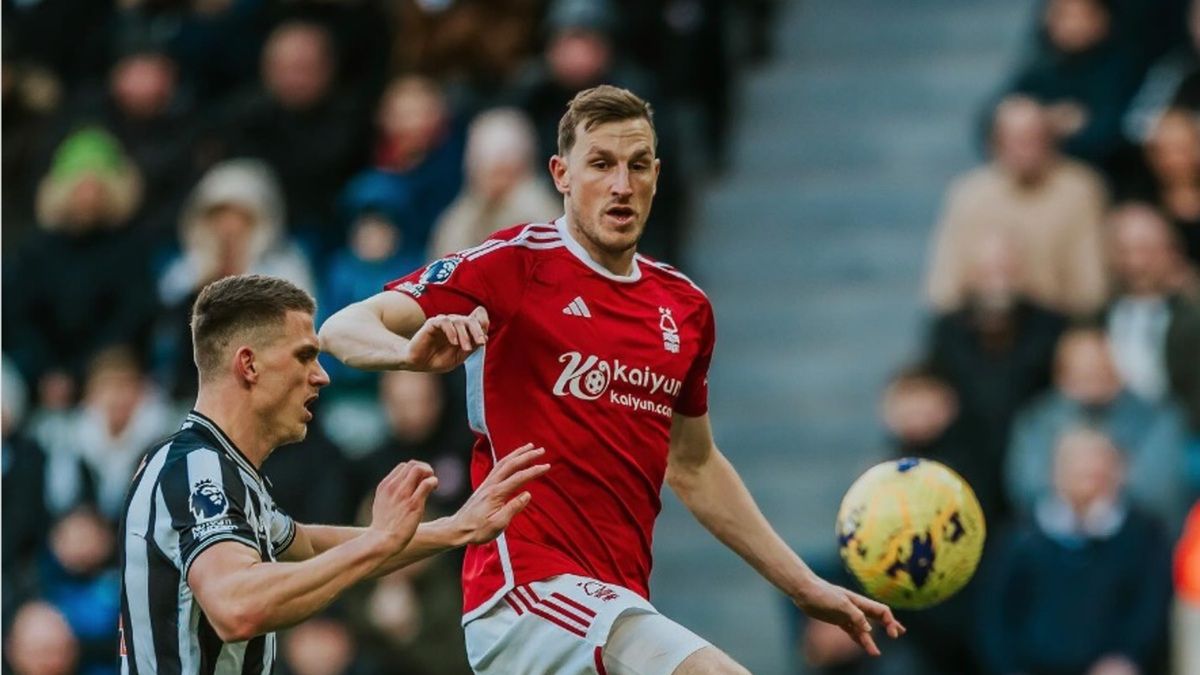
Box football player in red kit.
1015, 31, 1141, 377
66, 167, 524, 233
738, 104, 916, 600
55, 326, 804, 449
320, 85, 903, 675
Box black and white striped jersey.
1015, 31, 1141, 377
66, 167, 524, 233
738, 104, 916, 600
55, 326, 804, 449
119, 410, 296, 675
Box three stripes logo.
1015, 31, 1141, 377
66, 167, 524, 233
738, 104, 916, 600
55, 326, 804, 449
562, 296, 592, 318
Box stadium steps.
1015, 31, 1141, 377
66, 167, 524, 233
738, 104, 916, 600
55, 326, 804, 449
648, 0, 1037, 671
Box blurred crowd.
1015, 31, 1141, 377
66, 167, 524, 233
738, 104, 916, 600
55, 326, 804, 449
0, 0, 776, 673
794, 1, 1200, 674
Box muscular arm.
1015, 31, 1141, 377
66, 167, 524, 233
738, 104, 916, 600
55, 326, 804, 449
666, 413, 818, 598
187, 462, 437, 643
317, 291, 426, 371
279, 443, 549, 571
319, 291, 490, 374
188, 533, 394, 642
667, 413, 904, 655
281, 518, 471, 577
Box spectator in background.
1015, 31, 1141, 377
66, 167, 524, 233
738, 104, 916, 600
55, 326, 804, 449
3, 127, 156, 407
1006, 327, 1190, 530
92, 43, 201, 242
429, 108, 561, 258
156, 159, 315, 400
50, 347, 172, 521
389, 0, 541, 108
343, 76, 465, 255
927, 231, 1067, 510
505, 0, 687, 260
322, 181, 425, 395
357, 371, 474, 515
1006, 0, 1143, 173
2, 59, 62, 252
110, 0, 269, 104
878, 366, 987, 675
38, 507, 121, 675
347, 374, 474, 675
4, 601, 79, 675
927, 96, 1109, 317
280, 611, 373, 675
1123, 109, 1200, 265
980, 427, 1173, 675
216, 20, 370, 253
2, 357, 54, 629
1105, 203, 1198, 403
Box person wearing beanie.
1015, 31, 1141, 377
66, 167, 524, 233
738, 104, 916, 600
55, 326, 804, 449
3, 127, 155, 404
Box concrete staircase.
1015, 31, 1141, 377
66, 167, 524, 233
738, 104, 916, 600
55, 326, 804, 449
649, 1, 1037, 671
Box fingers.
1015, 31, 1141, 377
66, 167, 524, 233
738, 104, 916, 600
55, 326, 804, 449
429, 312, 489, 352
496, 463, 552, 496
386, 461, 434, 497
849, 625, 881, 657
485, 445, 545, 484
851, 593, 905, 639
413, 475, 439, 503
468, 306, 490, 342
492, 491, 533, 526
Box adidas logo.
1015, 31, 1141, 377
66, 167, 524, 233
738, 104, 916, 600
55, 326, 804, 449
562, 296, 592, 318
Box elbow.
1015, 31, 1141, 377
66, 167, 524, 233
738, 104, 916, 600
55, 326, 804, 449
209, 601, 268, 643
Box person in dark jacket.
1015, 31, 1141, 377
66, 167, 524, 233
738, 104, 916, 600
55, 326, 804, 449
979, 426, 1172, 675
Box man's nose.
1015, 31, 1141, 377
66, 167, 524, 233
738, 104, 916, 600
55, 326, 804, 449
611, 166, 633, 197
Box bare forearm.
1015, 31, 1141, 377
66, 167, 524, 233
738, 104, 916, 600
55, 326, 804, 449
319, 304, 411, 370
669, 450, 816, 598
212, 533, 392, 636
301, 519, 468, 577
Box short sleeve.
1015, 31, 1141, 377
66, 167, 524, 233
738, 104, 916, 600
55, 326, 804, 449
675, 302, 716, 417
158, 450, 259, 577
383, 239, 530, 327
267, 502, 296, 557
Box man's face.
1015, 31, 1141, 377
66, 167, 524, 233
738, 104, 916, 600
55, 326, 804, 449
1056, 334, 1121, 405
993, 106, 1055, 182
263, 28, 332, 110
1111, 213, 1175, 295
551, 118, 660, 260
251, 311, 329, 447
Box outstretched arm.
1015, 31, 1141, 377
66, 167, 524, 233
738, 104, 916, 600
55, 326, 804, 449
318, 291, 489, 373
666, 413, 905, 656
187, 461, 437, 642
280, 445, 551, 577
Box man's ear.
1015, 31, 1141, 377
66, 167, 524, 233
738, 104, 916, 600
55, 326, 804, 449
234, 346, 258, 386
549, 154, 570, 196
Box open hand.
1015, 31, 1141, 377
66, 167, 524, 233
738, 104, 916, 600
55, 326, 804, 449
404, 306, 490, 373
369, 461, 439, 552
793, 575, 905, 657
451, 444, 550, 545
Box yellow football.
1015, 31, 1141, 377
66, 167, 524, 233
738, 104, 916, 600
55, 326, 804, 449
836, 457, 986, 609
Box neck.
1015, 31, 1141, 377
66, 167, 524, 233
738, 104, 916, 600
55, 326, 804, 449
565, 215, 636, 276
193, 384, 272, 469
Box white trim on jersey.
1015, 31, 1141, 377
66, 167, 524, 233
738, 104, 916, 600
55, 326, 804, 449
462, 343, 518, 624
459, 223, 564, 261
555, 216, 642, 283
562, 297, 592, 318
636, 255, 708, 297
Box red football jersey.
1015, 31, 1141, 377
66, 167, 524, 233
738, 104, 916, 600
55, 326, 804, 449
385, 218, 715, 618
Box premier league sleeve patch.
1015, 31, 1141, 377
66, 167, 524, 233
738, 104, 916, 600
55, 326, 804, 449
189, 479, 230, 522
421, 256, 462, 285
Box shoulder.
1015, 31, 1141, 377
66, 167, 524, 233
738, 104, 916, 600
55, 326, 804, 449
636, 254, 709, 300
1053, 160, 1107, 197
156, 428, 237, 485
449, 221, 566, 263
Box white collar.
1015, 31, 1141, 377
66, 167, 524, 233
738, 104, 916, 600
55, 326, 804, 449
555, 216, 641, 283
